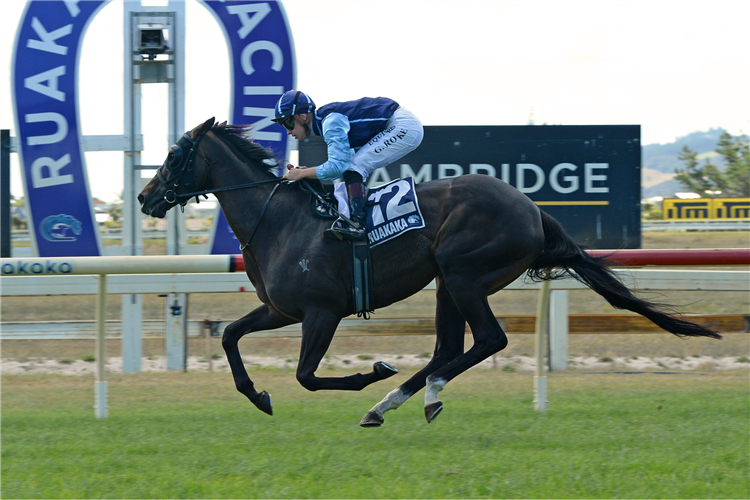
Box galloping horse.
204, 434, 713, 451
139, 117, 720, 426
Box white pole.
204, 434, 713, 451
95, 274, 108, 419
534, 273, 551, 412
122, 1, 144, 373
549, 290, 569, 371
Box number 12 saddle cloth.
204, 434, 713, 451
333, 177, 426, 247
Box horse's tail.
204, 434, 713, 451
527, 210, 721, 340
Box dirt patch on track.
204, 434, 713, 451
3, 353, 748, 376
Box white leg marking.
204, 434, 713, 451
372, 388, 411, 415
425, 377, 447, 405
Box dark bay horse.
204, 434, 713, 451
138, 117, 720, 426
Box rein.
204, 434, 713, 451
173, 177, 283, 203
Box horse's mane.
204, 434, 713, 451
211, 123, 280, 179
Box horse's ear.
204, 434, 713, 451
199, 117, 216, 135
218, 121, 228, 127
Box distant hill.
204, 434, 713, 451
642, 128, 727, 198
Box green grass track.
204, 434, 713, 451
2, 369, 748, 498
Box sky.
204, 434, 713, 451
1, 0, 749, 202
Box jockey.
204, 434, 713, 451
272, 90, 424, 242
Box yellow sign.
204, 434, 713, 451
713, 198, 750, 219
663, 198, 750, 220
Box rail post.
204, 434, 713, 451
549, 290, 569, 371
534, 271, 551, 412
165, 294, 188, 372
94, 274, 108, 419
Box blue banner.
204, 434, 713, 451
201, 1, 296, 254
12, 0, 295, 256
12, 0, 106, 257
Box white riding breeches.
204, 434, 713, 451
348, 107, 424, 182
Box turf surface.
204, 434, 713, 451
2, 369, 748, 498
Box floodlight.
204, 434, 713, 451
137, 23, 168, 58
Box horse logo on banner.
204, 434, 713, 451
40, 214, 83, 242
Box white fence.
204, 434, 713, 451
641, 219, 750, 231
3, 267, 748, 296
3, 268, 747, 343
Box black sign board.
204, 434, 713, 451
299, 125, 641, 249
1, 130, 10, 257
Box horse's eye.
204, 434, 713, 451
168, 151, 175, 162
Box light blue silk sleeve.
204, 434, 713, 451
315, 113, 354, 180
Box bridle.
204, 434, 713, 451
157, 132, 206, 207
157, 130, 285, 206
157, 130, 285, 249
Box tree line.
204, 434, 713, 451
675, 131, 749, 197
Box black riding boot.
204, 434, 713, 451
325, 182, 367, 242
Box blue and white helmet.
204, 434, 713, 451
273, 90, 315, 122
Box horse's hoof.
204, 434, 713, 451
359, 410, 384, 427
255, 390, 273, 416
425, 401, 443, 423
373, 361, 398, 379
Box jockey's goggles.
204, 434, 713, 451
279, 115, 296, 131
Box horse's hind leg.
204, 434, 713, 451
360, 276, 466, 427
295, 307, 399, 392
423, 279, 511, 423
222, 304, 295, 415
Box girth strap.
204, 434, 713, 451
351, 240, 374, 319
239, 182, 282, 252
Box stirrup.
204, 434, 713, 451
324, 219, 367, 242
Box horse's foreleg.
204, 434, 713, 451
360, 277, 465, 427
222, 304, 294, 415
295, 307, 398, 392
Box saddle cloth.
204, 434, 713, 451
334, 177, 426, 247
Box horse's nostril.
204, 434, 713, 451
137, 194, 144, 206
